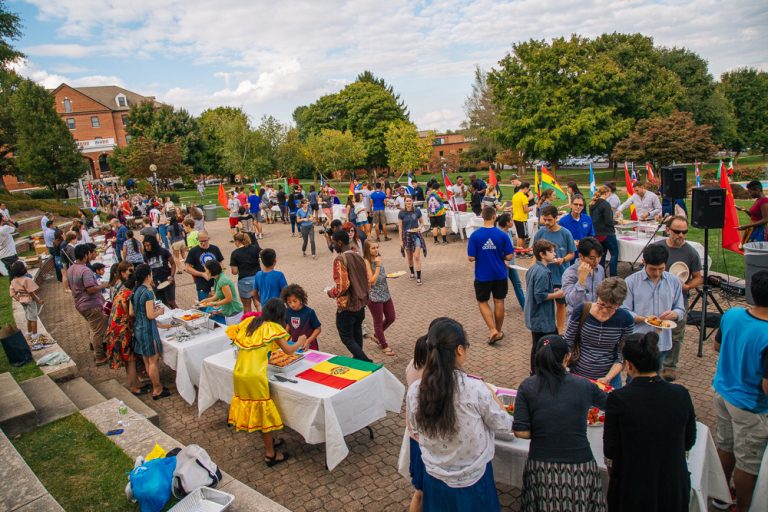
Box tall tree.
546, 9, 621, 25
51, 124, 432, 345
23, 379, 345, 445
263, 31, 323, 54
462, 66, 500, 164
0, 1, 24, 188
304, 129, 366, 179
10, 80, 85, 193
0, 0, 22, 69
277, 127, 308, 178
356, 70, 409, 117
198, 107, 269, 180
254, 115, 287, 175
611, 111, 718, 169
719, 68, 768, 155
385, 121, 432, 177
109, 137, 190, 180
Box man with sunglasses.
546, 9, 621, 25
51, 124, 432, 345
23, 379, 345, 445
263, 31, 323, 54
652, 216, 703, 381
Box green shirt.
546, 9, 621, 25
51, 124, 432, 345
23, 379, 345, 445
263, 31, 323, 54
186, 230, 199, 248
213, 274, 243, 317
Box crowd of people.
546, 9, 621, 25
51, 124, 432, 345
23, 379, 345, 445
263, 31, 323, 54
6, 173, 767, 512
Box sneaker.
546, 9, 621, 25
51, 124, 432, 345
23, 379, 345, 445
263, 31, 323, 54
416, 278, 423, 286
711, 499, 732, 511
441, 240, 449, 245
661, 368, 677, 382
433, 239, 439, 244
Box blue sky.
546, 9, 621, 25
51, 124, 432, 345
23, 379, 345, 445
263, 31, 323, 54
9, 0, 768, 132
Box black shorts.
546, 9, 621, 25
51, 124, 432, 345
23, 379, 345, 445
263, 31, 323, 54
553, 285, 565, 305
430, 215, 446, 229
474, 279, 508, 302
514, 220, 528, 239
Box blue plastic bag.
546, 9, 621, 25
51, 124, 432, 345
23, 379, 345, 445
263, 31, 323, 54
130, 456, 176, 512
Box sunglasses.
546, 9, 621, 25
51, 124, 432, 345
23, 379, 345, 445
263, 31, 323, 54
670, 228, 688, 235
572, 203, 585, 207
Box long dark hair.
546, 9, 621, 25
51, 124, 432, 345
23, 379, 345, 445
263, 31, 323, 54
143, 235, 162, 258
126, 230, 139, 252
622, 332, 660, 373
534, 335, 570, 395
246, 298, 286, 336
415, 318, 469, 439
133, 263, 152, 286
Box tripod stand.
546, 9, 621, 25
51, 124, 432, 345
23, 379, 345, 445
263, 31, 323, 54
630, 217, 668, 270
694, 227, 724, 356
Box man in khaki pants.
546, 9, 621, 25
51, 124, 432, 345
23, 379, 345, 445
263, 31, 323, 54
67, 244, 109, 365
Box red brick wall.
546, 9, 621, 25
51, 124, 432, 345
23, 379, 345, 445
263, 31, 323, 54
53, 86, 120, 145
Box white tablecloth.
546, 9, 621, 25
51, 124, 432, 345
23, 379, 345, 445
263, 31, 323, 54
751, 443, 768, 511
397, 421, 729, 512
198, 349, 405, 470
158, 312, 233, 405
465, 215, 537, 243
617, 235, 711, 269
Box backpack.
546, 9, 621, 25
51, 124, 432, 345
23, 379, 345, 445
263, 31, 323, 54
171, 444, 222, 498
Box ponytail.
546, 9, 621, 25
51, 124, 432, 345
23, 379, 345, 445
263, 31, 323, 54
533, 335, 570, 395
622, 332, 660, 372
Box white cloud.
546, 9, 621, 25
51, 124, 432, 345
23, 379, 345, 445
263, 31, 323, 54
24, 43, 94, 58
417, 109, 463, 132
11, 59, 124, 89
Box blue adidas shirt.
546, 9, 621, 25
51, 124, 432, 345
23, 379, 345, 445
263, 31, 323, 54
371, 191, 387, 211
467, 226, 514, 281
247, 194, 261, 215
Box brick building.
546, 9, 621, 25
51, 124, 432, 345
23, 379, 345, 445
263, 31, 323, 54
417, 131, 473, 173
2, 84, 160, 191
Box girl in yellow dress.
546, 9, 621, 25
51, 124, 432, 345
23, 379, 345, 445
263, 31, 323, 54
225, 297, 304, 466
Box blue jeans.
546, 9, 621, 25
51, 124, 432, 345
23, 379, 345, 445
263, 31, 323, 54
600, 234, 619, 277
48, 247, 62, 282
507, 267, 525, 308
289, 213, 297, 234
158, 225, 169, 250
610, 373, 623, 389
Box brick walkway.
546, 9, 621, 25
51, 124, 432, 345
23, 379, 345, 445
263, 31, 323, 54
38, 218, 737, 511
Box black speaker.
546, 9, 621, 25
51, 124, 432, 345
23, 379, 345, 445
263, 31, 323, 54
661, 165, 687, 199
691, 187, 725, 229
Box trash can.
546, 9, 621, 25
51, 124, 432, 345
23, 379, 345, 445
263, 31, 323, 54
744, 242, 768, 304
203, 204, 218, 222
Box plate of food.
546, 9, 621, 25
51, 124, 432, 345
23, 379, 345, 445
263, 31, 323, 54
268, 350, 304, 373
386, 270, 407, 278
587, 407, 605, 427
180, 312, 204, 321
645, 316, 677, 330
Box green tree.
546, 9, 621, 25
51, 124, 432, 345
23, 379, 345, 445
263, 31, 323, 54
10, 80, 85, 193
109, 137, 190, 180
719, 68, 768, 155
356, 70, 409, 117
199, 107, 254, 178
385, 121, 432, 177
277, 128, 309, 178
611, 111, 718, 169
304, 129, 366, 179
462, 66, 500, 164
0, 1, 24, 188
253, 115, 287, 177
0, 0, 22, 69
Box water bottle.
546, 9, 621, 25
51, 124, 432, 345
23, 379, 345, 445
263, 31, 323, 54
118, 400, 129, 427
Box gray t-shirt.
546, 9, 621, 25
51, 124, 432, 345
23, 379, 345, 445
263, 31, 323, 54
652, 240, 702, 298
140, 226, 158, 240
533, 227, 577, 286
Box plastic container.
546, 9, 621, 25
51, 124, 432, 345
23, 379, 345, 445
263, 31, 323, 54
169, 487, 234, 512
744, 242, 768, 304
203, 204, 218, 222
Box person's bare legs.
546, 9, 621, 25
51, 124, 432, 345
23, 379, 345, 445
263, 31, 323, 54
733, 469, 757, 512
409, 490, 423, 512
126, 360, 141, 392
27, 319, 37, 336
143, 354, 163, 395
241, 296, 252, 314
261, 432, 286, 461
478, 301, 500, 340
493, 298, 505, 333
556, 301, 567, 334
413, 250, 422, 273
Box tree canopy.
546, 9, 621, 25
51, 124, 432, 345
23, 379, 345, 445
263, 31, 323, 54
719, 68, 768, 155
109, 137, 190, 181
304, 129, 366, 179
385, 121, 432, 175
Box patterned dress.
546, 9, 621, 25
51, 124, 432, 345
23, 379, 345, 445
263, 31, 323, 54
131, 284, 162, 357
226, 318, 289, 433
105, 283, 135, 369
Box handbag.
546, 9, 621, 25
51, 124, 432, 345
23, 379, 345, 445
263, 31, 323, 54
570, 302, 592, 364
0, 327, 33, 366
171, 444, 222, 498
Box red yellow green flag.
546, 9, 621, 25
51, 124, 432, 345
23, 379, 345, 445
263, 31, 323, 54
540, 165, 567, 200
624, 163, 638, 221
296, 356, 382, 390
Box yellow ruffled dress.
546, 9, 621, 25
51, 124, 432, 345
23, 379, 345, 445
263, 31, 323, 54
225, 318, 289, 433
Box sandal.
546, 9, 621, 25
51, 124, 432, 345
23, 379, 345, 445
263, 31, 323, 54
152, 387, 172, 400
264, 451, 290, 467
382, 347, 396, 357
131, 384, 152, 396
273, 438, 285, 448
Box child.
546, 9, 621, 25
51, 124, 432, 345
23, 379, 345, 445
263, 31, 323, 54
523, 239, 565, 372
183, 218, 199, 248
253, 248, 288, 304
496, 213, 525, 309
281, 284, 321, 351
405, 332, 429, 512
9, 261, 45, 341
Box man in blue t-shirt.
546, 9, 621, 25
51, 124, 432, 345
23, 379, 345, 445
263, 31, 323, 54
467, 206, 514, 345
712, 270, 768, 511
533, 204, 576, 333
247, 188, 263, 239
370, 183, 390, 242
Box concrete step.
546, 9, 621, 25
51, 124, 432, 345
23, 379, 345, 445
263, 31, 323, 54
0, 430, 64, 511
19, 375, 78, 426
93, 379, 159, 426
58, 378, 107, 410
0, 373, 37, 437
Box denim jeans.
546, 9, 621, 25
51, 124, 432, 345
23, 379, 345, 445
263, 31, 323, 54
600, 234, 619, 277
48, 246, 62, 282
300, 223, 315, 255
289, 213, 297, 234
507, 267, 525, 308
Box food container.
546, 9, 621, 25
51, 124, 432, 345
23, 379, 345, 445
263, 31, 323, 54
169, 486, 234, 512
268, 353, 304, 374
173, 310, 211, 330
495, 392, 517, 441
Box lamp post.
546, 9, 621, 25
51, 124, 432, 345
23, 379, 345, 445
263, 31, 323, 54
149, 164, 158, 194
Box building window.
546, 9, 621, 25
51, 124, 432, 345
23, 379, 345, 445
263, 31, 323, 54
63, 98, 72, 113
121, 114, 128, 126
458, 148, 463, 153
91, 116, 100, 128
439, 150, 444, 157
116, 94, 127, 108
66, 118, 75, 130
433, 137, 445, 146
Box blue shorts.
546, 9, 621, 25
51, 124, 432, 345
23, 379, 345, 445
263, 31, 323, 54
236, 276, 256, 299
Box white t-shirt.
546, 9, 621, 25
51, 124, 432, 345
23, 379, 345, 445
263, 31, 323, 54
451, 184, 467, 205
360, 188, 372, 211
354, 203, 368, 222
149, 208, 160, 227
228, 198, 241, 218
0, 225, 17, 258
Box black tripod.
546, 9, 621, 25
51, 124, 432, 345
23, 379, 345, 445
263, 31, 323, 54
630, 217, 668, 270
693, 227, 724, 356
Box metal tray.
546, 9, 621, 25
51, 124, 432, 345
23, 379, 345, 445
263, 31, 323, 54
169, 486, 234, 512
268, 352, 304, 374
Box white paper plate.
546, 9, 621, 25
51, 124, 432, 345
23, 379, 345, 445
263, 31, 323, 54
644, 318, 677, 330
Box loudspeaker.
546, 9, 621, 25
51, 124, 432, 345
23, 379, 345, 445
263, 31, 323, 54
691, 187, 725, 229
661, 165, 687, 199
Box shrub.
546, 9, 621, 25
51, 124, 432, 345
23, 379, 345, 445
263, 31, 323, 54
172, 182, 186, 190
29, 189, 56, 199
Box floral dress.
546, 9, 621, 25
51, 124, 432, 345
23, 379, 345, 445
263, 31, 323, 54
225, 318, 289, 433
105, 283, 135, 369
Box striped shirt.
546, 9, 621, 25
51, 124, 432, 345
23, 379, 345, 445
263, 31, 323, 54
564, 303, 634, 380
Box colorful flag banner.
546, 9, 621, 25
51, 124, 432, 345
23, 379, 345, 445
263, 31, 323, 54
534, 165, 540, 198
87, 181, 98, 212
295, 356, 382, 390
624, 163, 638, 221
488, 167, 498, 188
540, 165, 567, 200
407, 171, 414, 196
348, 179, 355, 196
217, 183, 228, 208
716, 159, 723, 179
589, 163, 597, 198
720, 164, 742, 254
646, 163, 658, 184
727, 158, 734, 176
320, 174, 325, 187
695, 162, 701, 188
630, 162, 638, 182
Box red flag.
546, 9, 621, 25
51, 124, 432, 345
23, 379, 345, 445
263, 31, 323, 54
442, 169, 453, 199
623, 163, 638, 221
720, 163, 742, 254
217, 183, 228, 208
488, 167, 498, 188
646, 163, 658, 184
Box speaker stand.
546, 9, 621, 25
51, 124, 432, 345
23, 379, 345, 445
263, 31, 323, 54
695, 227, 724, 357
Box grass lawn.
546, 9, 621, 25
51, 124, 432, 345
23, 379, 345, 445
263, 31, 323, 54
0, 275, 43, 382
12, 413, 137, 512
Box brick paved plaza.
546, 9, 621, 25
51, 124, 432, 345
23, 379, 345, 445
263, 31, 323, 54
38, 218, 732, 511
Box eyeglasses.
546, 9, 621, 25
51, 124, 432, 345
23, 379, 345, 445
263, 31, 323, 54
572, 203, 585, 208
595, 301, 618, 311
199, 239, 210, 243
670, 228, 688, 235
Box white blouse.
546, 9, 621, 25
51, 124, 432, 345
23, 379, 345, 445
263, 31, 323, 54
406, 371, 513, 488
